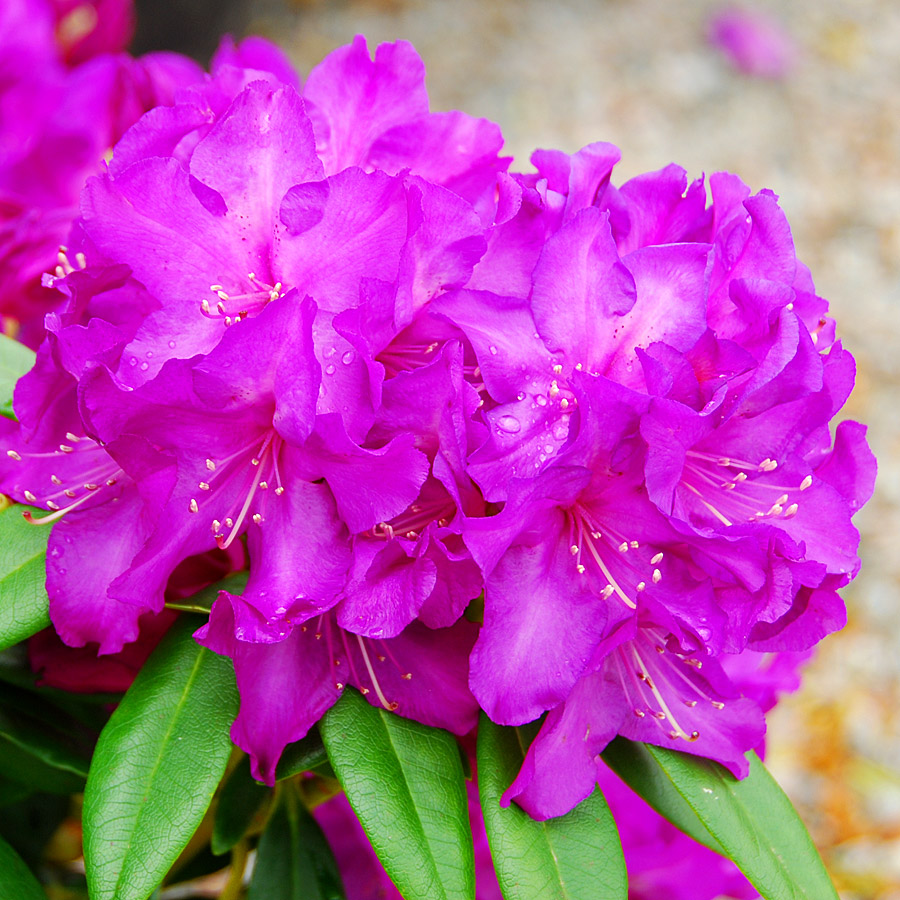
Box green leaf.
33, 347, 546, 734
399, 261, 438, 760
0, 334, 34, 421
601, 737, 725, 854
275, 725, 334, 780
0, 505, 50, 651
0, 833, 46, 900
82, 613, 239, 900
604, 740, 839, 900
0, 680, 94, 794
247, 783, 345, 900
320, 688, 474, 900
211, 755, 271, 856
477, 715, 627, 900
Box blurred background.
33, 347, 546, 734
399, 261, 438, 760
134, 1, 900, 896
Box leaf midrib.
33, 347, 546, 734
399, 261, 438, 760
649, 750, 825, 900
513, 727, 571, 900
109, 643, 209, 897
376, 708, 458, 900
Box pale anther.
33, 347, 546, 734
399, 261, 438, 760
800, 475, 813, 490
206, 459, 216, 471
274, 486, 285, 496
24, 490, 37, 502
569, 544, 579, 555
189, 498, 199, 513
7, 450, 21, 461
199, 482, 210, 491
252, 513, 263, 525
618, 541, 629, 553
636, 581, 646, 591
652, 568, 662, 583
650, 552, 664, 565
560, 398, 569, 409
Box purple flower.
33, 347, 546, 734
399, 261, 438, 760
708, 6, 797, 79
0, 36, 509, 783
0, 3, 206, 343
446, 147, 873, 817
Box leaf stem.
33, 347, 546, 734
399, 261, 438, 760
220, 840, 249, 900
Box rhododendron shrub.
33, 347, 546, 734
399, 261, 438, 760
0, 18, 873, 900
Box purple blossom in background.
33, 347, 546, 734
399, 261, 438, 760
0, 0, 204, 345
708, 6, 797, 79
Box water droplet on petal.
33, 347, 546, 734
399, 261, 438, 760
536, 395, 548, 407
489, 345, 498, 355
128, 357, 137, 367
323, 346, 337, 359
341, 350, 355, 365
496, 415, 521, 434
325, 363, 336, 375
168, 340, 176, 349
516, 391, 526, 401
552, 420, 568, 441
139, 361, 149, 371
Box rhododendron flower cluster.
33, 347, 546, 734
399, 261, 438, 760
0, 30, 873, 837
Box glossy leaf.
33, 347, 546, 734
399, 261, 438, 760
0, 834, 46, 900
320, 688, 474, 900
247, 784, 345, 900
604, 739, 839, 900
477, 715, 627, 900
601, 737, 725, 853
211, 756, 271, 855
83, 613, 239, 900
0, 334, 34, 421
0, 505, 50, 651
276, 725, 334, 781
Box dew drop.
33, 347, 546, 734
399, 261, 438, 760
516, 391, 526, 401
168, 340, 176, 349
146, 351, 153, 358
341, 350, 355, 365
552, 421, 569, 441
128, 357, 137, 367
49, 547, 61, 558
325, 363, 336, 376
139, 361, 149, 371
323, 346, 337, 359
489, 345, 498, 355
544, 444, 554, 455
495, 415, 521, 434
536, 395, 548, 407
697, 626, 712, 642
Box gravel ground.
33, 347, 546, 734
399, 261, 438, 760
240, 2, 900, 895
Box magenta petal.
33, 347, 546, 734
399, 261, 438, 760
531, 206, 636, 371
304, 415, 429, 533
197, 596, 339, 784
302, 35, 429, 174
189, 81, 323, 252
470, 514, 611, 725
337, 539, 436, 639
504, 670, 629, 820
47, 485, 155, 654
